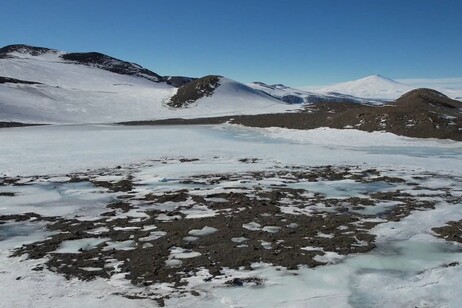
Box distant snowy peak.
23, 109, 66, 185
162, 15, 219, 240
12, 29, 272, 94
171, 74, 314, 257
319, 75, 413, 100
359, 74, 399, 83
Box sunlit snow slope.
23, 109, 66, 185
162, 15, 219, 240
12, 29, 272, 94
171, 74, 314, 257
0, 52, 174, 123
249, 81, 383, 105
0, 45, 294, 124
183, 77, 296, 116
317, 75, 413, 100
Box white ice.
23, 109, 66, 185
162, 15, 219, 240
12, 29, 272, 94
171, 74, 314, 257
138, 231, 167, 242
188, 226, 218, 237
0, 182, 115, 219
102, 240, 136, 251
55, 238, 109, 254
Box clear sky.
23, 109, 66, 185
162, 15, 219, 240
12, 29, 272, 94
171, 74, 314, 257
1, 0, 461, 87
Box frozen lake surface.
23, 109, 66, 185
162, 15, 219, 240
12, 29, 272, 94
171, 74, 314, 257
0, 124, 461, 307
1, 124, 460, 176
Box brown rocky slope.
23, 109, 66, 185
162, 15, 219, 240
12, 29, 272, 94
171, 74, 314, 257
123, 88, 462, 141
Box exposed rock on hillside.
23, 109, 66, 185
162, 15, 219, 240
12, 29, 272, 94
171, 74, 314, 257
168, 75, 221, 108
128, 89, 462, 141
163, 76, 197, 88
396, 88, 462, 110
61, 52, 163, 82
0, 44, 57, 58
229, 88, 462, 140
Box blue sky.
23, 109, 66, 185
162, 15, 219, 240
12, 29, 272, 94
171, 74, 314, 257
1, 0, 461, 86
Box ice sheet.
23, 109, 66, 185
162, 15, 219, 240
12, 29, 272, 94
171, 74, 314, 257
1, 124, 460, 177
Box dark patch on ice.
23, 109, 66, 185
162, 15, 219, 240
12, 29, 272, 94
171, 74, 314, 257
106, 201, 131, 213
0, 122, 45, 129
225, 277, 264, 287
92, 178, 133, 192
0, 192, 15, 197
0, 76, 42, 85
0, 213, 58, 222
433, 220, 462, 243
3, 165, 460, 303
178, 158, 199, 163
239, 158, 260, 163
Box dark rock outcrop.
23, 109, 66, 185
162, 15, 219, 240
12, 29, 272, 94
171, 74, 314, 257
252, 81, 380, 105
396, 88, 462, 110
282, 95, 305, 104
0, 44, 164, 83
168, 75, 221, 108
228, 88, 462, 140
0, 44, 57, 58
61, 52, 162, 82
0, 76, 41, 85
163, 76, 197, 88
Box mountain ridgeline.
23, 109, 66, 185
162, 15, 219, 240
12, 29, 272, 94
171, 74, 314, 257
0, 43, 461, 141
0, 44, 54, 57
0, 44, 392, 108
0, 44, 295, 123
0, 44, 192, 86
61, 52, 163, 82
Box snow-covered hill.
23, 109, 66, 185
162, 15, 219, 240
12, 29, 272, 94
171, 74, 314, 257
249, 81, 383, 105
195, 77, 299, 115
3, 44, 459, 125
0, 44, 294, 124
0, 47, 173, 123
316, 75, 413, 100
0, 44, 163, 82
167, 76, 293, 115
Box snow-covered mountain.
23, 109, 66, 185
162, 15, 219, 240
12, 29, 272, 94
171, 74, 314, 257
311, 75, 462, 101
0, 44, 164, 82
0, 45, 173, 123
167, 76, 288, 113
316, 75, 413, 100
248, 81, 384, 105
3, 44, 459, 125
0, 44, 294, 124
